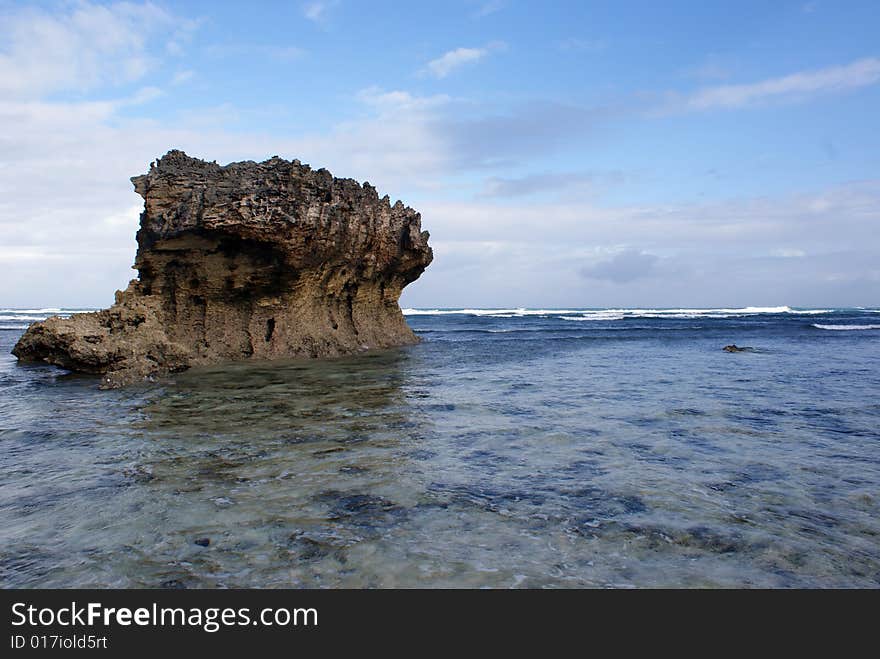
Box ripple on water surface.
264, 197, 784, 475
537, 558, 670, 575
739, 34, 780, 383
1, 310, 879, 587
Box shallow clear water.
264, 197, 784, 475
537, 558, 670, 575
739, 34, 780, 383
1, 306, 879, 588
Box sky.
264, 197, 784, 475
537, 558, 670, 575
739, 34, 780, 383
1, 0, 879, 308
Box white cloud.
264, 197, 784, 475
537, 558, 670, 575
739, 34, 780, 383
413, 181, 880, 274
402, 183, 880, 307
771, 248, 806, 258
171, 70, 195, 86
129, 86, 164, 104
303, 1, 338, 23
473, 1, 504, 18
0, 84, 459, 306
356, 87, 451, 113
0, 1, 877, 309
268, 46, 307, 61
684, 57, 880, 110
423, 42, 505, 78
0, 1, 194, 98
4, 56, 878, 307
292, 102, 450, 189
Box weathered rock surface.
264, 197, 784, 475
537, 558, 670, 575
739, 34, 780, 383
722, 344, 754, 353
13, 150, 432, 387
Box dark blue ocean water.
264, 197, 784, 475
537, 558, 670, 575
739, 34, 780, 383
1, 306, 879, 587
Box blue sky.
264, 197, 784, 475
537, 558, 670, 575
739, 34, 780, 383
1, 0, 878, 307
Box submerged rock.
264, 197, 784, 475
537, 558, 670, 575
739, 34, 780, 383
13, 150, 432, 387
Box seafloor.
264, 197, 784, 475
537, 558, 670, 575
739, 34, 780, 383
1, 306, 879, 587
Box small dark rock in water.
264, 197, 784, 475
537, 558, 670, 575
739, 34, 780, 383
194, 537, 210, 547
160, 579, 187, 589
723, 344, 752, 352
293, 537, 329, 561
122, 465, 154, 483
312, 446, 346, 456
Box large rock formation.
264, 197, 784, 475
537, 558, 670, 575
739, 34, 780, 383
13, 150, 432, 387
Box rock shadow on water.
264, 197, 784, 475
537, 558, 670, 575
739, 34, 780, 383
71, 349, 437, 585
132, 347, 422, 450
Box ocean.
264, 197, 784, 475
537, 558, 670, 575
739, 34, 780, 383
1, 306, 879, 588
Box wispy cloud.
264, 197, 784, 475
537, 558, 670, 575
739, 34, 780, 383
1, 4, 876, 308
0, 1, 195, 98
3, 66, 879, 307
406, 180, 880, 306
472, 1, 504, 18
128, 86, 163, 105
772, 248, 807, 258
684, 57, 880, 110
171, 70, 194, 86
356, 87, 450, 113
423, 41, 505, 78
478, 172, 607, 199
267, 46, 307, 61
303, 1, 338, 23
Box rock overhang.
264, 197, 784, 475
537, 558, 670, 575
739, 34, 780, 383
13, 150, 432, 387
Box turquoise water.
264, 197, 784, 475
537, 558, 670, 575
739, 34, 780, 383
1, 306, 879, 587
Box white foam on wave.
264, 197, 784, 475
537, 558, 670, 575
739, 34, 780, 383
813, 324, 880, 331
404, 306, 834, 318
0, 308, 63, 314
592, 306, 832, 316
581, 311, 729, 319
560, 314, 625, 321
0, 325, 29, 330
0, 315, 51, 321
402, 308, 580, 316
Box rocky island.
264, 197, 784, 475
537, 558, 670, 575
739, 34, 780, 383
13, 150, 433, 387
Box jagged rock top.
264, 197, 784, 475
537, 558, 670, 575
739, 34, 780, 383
131, 150, 431, 283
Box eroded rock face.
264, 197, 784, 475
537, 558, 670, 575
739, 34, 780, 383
13, 150, 432, 387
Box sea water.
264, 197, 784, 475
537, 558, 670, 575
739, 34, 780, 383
1, 306, 878, 587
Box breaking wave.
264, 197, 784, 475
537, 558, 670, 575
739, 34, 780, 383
402, 308, 580, 316
403, 306, 840, 319
560, 314, 626, 321
813, 324, 880, 331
